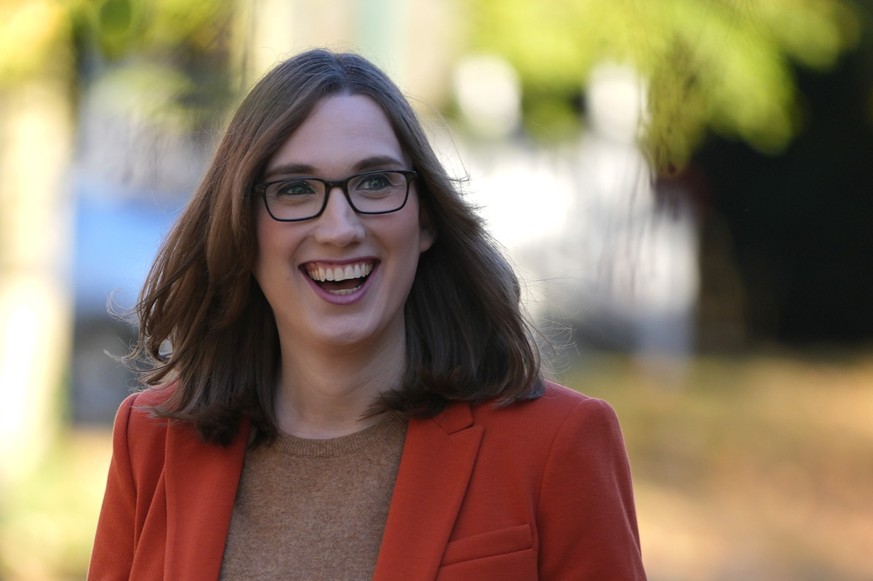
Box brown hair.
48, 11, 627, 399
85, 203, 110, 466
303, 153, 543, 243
132, 49, 544, 446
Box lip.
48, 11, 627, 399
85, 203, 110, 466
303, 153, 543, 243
300, 258, 379, 305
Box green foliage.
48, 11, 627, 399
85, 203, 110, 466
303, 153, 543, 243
0, 0, 236, 128
466, 0, 860, 171
90, 0, 142, 58
0, 0, 232, 83
71, 0, 233, 61
72, 0, 237, 133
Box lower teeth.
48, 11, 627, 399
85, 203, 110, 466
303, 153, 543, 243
330, 284, 362, 296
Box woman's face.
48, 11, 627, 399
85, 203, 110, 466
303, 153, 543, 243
253, 94, 434, 354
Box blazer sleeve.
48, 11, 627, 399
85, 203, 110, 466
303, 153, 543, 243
88, 393, 141, 579
536, 397, 646, 580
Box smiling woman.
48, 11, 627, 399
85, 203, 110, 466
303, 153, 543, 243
88, 49, 647, 580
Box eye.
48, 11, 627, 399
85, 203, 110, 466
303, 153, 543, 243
353, 172, 395, 192
271, 179, 319, 198
351, 172, 407, 201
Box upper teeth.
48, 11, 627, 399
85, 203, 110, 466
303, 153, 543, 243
307, 262, 373, 282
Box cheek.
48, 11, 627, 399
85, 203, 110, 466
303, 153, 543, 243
253, 211, 285, 280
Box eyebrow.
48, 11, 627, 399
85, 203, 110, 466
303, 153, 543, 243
263, 155, 407, 179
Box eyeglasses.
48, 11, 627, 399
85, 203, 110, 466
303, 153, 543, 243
254, 170, 417, 222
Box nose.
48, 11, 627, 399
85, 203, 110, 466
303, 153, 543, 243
312, 186, 366, 246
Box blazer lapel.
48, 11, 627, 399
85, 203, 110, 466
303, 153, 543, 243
373, 403, 483, 581
163, 420, 250, 580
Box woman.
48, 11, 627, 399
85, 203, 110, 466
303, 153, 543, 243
89, 49, 646, 580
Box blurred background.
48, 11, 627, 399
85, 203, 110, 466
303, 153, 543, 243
1, 0, 871, 579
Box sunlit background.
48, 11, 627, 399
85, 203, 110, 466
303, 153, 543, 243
1, 0, 872, 579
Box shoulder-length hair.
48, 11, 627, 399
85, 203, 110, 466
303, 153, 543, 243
132, 48, 544, 446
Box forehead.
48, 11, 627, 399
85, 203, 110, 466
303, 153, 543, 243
265, 94, 406, 177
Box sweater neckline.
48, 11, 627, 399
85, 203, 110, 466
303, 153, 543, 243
269, 412, 407, 458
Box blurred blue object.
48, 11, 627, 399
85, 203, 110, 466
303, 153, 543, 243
73, 189, 181, 316
71, 186, 183, 424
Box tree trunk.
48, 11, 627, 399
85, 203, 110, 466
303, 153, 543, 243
0, 77, 73, 489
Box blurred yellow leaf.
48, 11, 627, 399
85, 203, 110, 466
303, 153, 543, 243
0, 0, 69, 85
467, 0, 860, 170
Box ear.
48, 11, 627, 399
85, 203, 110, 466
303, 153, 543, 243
418, 205, 436, 253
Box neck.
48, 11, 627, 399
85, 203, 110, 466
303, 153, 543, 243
273, 330, 406, 439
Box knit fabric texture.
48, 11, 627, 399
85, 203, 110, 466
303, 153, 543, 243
219, 413, 408, 580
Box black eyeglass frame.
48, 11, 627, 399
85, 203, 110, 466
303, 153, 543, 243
253, 169, 418, 222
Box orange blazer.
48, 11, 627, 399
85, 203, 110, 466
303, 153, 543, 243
89, 382, 646, 580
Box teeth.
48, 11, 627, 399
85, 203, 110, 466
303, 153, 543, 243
307, 262, 373, 283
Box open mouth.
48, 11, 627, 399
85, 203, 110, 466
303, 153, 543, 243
303, 261, 375, 296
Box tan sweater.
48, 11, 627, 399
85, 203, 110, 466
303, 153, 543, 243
219, 413, 408, 580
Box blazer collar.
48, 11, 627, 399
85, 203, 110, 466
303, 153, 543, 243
163, 419, 250, 580
373, 402, 483, 581
158, 404, 482, 580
